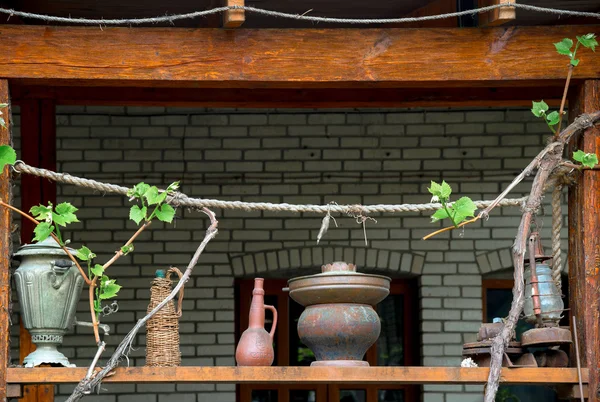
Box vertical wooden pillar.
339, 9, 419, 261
568, 80, 600, 402
0, 80, 12, 401
19, 99, 56, 402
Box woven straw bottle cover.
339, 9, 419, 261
146, 267, 184, 367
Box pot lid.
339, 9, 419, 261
13, 237, 75, 258
288, 261, 390, 283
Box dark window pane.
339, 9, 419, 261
377, 294, 405, 366
289, 298, 315, 366
290, 389, 317, 402
339, 390, 366, 402
251, 390, 278, 402
378, 389, 404, 402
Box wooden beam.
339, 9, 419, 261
568, 80, 600, 402
400, 0, 457, 28
6, 367, 590, 385
10, 85, 564, 108
223, 0, 245, 28
0, 25, 598, 88
0, 80, 12, 402
19, 99, 56, 402
478, 0, 516, 27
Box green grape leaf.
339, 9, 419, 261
155, 204, 175, 223
30, 203, 53, 222
0, 145, 15, 170
127, 182, 150, 199
531, 100, 549, 117
145, 186, 168, 206
430, 208, 450, 223
52, 202, 79, 227
129, 205, 147, 225
428, 181, 443, 198
100, 280, 122, 300
577, 33, 598, 51
33, 222, 54, 242
121, 244, 134, 255
546, 111, 561, 126
91, 264, 104, 277
570, 58, 580, 67
440, 181, 452, 199
76, 246, 96, 261
94, 299, 102, 313
573, 150, 598, 169
451, 197, 477, 224
166, 181, 180, 193
554, 38, 573, 56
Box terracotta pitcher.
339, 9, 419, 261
235, 278, 278, 366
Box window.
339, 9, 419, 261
236, 278, 419, 402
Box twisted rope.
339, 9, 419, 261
551, 184, 563, 291
0, 2, 598, 26
13, 161, 527, 215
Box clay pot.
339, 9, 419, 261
235, 278, 278, 366
288, 262, 390, 367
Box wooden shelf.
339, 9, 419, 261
7, 367, 589, 385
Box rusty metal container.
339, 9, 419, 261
288, 262, 390, 367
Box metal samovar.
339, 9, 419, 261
13, 237, 84, 367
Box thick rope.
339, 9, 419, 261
551, 184, 563, 291
13, 161, 527, 215
0, 3, 598, 26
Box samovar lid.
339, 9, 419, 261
13, 237, 75, 258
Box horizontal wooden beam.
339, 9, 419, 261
0, 25, 598, 88
10, 84, 564, 107
7, 367, 589, 385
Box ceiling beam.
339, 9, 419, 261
478, 0, 516, 27
10, 85, 564, 107
0, 25, 598, 88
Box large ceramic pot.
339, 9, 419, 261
288, 261, 390, 367
13, 237, 84, 367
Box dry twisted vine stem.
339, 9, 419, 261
66, 208, 218, 402
483, 111, 600, 402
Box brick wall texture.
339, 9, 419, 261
9, 106, 568, 402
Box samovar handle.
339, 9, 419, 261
48, 259, 74, 289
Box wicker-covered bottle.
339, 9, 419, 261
146, 267, 183, 366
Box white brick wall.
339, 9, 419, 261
9, 106, 568, 402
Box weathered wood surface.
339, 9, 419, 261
10, 85, 564, 107
19, 99, 56, 402
0, 25, 599, 88
6, 367, 590, 385
0, 79, 11, 402
568, 80, 600, 402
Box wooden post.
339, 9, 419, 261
223, 0, 244, 28
19, 99, 56, 402
478, 0, 516, 27
0, 79, 12, 401
568, 80, 600, 402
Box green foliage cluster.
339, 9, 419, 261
27, 178, 179, 318
428, 181, 477, 228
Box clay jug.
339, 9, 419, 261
235, 278, 278, 366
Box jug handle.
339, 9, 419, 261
264, 304, 278, 340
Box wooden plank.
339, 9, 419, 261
19, 99, 56, 402
6, 367, 590, 385
10, 85, 564, 108
568, 80, 600, 402
223, 0, 245, 28
0, 25, 599, 88
0, 79, 12, 402
400, 0, 457, 28
478, 0, 516, 27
